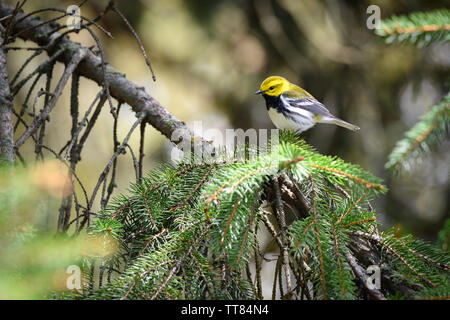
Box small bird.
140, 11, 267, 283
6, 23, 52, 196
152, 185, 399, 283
255, 76, 360, 133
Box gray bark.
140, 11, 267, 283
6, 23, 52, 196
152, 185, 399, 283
0, 30, 14, 167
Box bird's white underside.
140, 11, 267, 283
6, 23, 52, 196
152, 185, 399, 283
268, 108, 315, 132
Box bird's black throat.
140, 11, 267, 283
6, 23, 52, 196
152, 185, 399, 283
262, 94, 283, 112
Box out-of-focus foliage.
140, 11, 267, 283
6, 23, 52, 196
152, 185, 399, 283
0, 162, 119, 299
437, 218, 450, 251
385, 92, 449, 173
376, 8, 450, 184
376, 9, 450, 175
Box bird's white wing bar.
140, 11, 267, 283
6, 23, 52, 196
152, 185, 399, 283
281, 92, 332, 117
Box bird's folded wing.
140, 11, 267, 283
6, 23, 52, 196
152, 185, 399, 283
281, 91, 332, 117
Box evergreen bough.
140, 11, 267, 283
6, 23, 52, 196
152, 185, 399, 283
385, 92, 450, 173
376, 9, 450, 48
65, 132, 449, 300
376, 9, 450, 173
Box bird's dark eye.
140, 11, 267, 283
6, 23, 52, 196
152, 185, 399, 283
269, 86, 275, 90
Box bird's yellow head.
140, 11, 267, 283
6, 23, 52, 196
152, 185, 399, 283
256, 76, 290, 97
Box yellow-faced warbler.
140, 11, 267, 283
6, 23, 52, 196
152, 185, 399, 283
256, 76, 360, 133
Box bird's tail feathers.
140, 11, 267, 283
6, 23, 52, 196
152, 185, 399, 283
318, 116, 360, 131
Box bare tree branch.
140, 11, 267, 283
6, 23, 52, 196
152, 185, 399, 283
0, 2, 214, 156
0, 29, 14, 166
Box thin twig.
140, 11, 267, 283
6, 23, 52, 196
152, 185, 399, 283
0, 2, 214, 153
12, 7, 113, 39
345, 251, 387, 300
10, 49, 43, 87
111, 4, 156, 80
15, 48, 87, 148
1, 0, 26, 44
11, 47, 64, 95
63, 90, 103, 161
354, 231, 445, 285
310, 178, 328, 299
138, 122, 145, 183
89, 112, 146, 209
272, 176, 292, 296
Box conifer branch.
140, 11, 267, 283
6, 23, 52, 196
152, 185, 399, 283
345, 251, 387, 300
220, 197, 241, 246
341, 217, 376, 229
354, 231, 438, 288
386, 93, 450, 173
376, 9, 450, 47
272, 176, 292, 295
150, 240, 197, 300
384, 24, 450, 34
336, 192, 365, 224
311, 185, 328, 299
310, 164, 384, 191
168, 163, 214, 212
294, 219, 315, 249
61, 132, 447, 300
142, 195, 156, 227
331, 224, 346, 297
236, 213, 253, 266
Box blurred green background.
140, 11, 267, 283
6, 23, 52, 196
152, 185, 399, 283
7, 0, 450, 241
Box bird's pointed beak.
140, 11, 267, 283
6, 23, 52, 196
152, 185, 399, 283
254, 89, 264, 95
